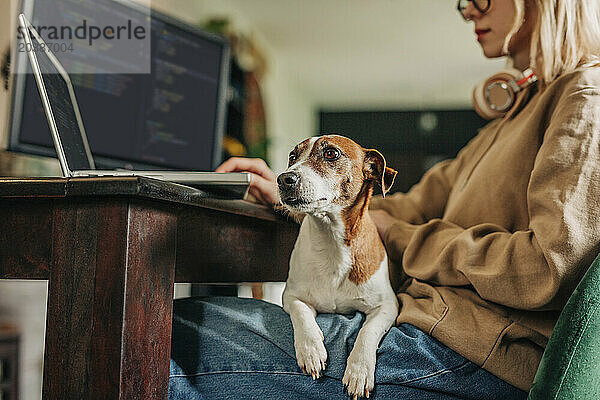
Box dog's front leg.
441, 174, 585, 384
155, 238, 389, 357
283, 294, 328, 379
343, 301, 398, 398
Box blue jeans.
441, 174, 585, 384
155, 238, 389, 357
169, 296, 527, 400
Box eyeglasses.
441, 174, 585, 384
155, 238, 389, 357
457, 0, 491, 20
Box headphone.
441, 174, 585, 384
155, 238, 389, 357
473, 67, 537, 120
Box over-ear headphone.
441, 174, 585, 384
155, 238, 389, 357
473, 67, 537, 120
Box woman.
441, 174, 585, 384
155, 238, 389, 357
169, 0, 600, 398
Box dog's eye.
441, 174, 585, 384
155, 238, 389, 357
288, 153, 297, 165
323, 147, 340, 161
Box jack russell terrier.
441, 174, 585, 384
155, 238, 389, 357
278, 135, 399, 399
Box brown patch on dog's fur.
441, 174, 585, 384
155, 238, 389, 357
309, 137, 361, 175
349, 229, 386, 285
342, 181, 386, 285
305, 138, 327, 176
289, 138, 313, 167
296, 138, 312, 153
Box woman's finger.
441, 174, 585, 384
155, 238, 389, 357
249, 173, 279, 205
244, 173, 268, 205
247, 186, 268, 206
216, 157, 276, 181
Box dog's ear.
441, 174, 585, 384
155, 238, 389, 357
363, 149, 397, 197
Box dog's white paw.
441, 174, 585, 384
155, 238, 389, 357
342, 348, 376, 399
294, 330, 327, 379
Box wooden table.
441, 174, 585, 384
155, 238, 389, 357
0, 176, 299, 399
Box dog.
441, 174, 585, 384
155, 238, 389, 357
278, 135, 399, 399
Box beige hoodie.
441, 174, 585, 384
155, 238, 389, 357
369, 66, 600, 391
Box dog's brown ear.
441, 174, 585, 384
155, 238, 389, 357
382, 166, 397, 195
363, 149, 397, 197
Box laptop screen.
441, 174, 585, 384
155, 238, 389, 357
28, 25, 93, 171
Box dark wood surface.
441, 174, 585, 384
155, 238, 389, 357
0, 176, 284, 221
0, 177, 299, 399
0, 176, 298, 282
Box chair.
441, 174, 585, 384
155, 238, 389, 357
528, 252, 600, 399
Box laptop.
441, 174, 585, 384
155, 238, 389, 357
17, 14, 250, 199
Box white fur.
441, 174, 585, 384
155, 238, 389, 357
281, 137, 399, 398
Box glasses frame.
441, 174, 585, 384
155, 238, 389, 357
456, 0, 491, 20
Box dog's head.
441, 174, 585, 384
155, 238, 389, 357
277, 135, 397, 215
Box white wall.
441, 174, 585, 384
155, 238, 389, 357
261, 60, 315, 174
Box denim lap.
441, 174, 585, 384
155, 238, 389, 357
169, 296, 527, 400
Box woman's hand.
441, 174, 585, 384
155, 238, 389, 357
215, 157, 279, 206
369, 209, 395, 240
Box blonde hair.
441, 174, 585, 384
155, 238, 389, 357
504, 0, 600, 87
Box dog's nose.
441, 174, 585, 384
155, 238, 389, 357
277, 172, 299, 189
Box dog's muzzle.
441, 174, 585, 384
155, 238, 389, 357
277, 171, 301, 205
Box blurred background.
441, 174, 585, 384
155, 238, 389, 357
0, 0, 505, 398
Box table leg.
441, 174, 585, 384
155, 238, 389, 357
42, 199, 177, 399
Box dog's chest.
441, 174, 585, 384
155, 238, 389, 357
300, 273, 373, 314
286, 218, 381, 314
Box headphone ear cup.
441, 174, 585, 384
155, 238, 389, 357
472, 68, 524, 120
473, 78, 503, 120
